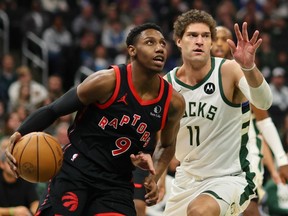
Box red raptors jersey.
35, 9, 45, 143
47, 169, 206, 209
68, 64, 172, 180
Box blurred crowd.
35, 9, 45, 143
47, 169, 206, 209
0, 0, 287, 215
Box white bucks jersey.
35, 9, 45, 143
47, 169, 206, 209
167, 57, 252, 179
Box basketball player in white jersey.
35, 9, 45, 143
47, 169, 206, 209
162, 9, 273, 216
211, 25, 288, 216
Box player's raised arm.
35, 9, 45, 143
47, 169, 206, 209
227, 22, 272, 110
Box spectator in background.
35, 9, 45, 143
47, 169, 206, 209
276, 50, 288, 83
71, 3, 102, 41
13, 83, 35, 113
158, 0, 189, 37
236, 0, 263, 36
236, 0, 264, 25
21, 0, 50, 37
3, 112, 21, 137
42, 14, 73, 76
123, 9, 147, 40
0, 136, 39, 216
78, 30, 97, 69
54, 122, 70, 148
256, 32, 278, 82
268, 67, 288, 134
188, 0, 210, 12
92, 45, 111, 71
14, 105, 29, 122
40, 0, 69, 14
214, 0, 237, 34
117, 0, 133, 27
0, 54, 17, 110
47, 74, 64, 102
101, 3, 120, 28
0, 101, 6, 138
8, 66, 48, 113
101, 19, 126, 59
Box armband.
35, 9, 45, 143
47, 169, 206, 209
250, 79, 272, 110
257, 117, 288, 167
238, 77, 272, 110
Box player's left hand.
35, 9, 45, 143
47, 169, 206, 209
279, 164, 288, 184
5, 131, 22, 178
130, 152, 156, 175
227, 22, 262, 69
144, 175, 158, 206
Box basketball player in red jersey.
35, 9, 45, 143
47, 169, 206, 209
5, 23, 185, 216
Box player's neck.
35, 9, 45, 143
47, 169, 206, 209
179, 59, 211, 85
130, 63, 161, 99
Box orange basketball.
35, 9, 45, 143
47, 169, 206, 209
12, 132, 63, 183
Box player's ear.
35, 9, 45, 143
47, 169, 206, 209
176, 38, 181, 49
128, 45, 136, 57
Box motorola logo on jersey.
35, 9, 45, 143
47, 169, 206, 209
204, 83, 215, 95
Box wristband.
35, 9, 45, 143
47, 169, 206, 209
240, 63, 256, 72
9, 207, 14, 216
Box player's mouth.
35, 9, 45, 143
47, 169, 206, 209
153, 56, 165, 66
193, 48, 204, 54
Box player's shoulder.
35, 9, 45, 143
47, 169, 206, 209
220, 59, 242, 77
163, 67, 179, 83
77, 67, 118, 104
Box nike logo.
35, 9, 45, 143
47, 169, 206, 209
117, 93, 128, 105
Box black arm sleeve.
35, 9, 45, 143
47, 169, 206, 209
17, 87, 85, 135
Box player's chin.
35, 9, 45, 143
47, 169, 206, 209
154, 59, 165, 66
151, 60, 165, 71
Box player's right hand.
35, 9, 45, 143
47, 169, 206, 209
5, 131, 22, 178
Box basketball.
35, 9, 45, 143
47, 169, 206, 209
12, 132, 63, 183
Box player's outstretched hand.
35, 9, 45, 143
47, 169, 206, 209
5, 131, 21, 178
144, 175, 158, 206
227, 22, 262, 69
130, 151, 156, 175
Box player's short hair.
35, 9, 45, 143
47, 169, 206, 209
126, 23, 163, 46
173, 9, 217, 41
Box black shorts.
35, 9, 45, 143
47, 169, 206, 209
36, 144, 136, 216
133, 168, 149, 201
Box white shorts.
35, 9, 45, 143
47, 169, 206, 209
163, 168, 256, 216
